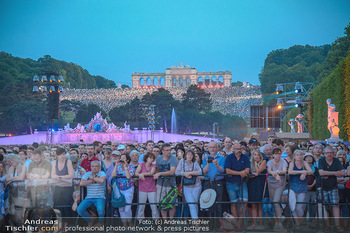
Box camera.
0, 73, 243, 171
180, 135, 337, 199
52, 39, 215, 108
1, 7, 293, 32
208, 157, 214, 163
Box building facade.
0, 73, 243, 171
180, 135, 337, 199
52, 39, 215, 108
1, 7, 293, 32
132, 64, 232, 88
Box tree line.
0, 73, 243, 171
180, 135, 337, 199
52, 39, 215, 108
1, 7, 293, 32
0, 52, 116, 134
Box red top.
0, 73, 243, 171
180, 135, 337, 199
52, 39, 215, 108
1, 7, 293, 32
80, 156, 99, 172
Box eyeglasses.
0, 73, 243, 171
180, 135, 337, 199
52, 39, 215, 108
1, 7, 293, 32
325, 152, 334, 154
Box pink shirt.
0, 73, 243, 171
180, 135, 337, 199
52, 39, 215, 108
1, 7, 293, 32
138, 163, 156, 192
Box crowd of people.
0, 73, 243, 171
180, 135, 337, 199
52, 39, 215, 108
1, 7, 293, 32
0, 137, 349, 232
60, 86, 261, 118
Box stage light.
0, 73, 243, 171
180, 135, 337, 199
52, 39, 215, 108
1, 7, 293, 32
58, 75, 64, 82
33, 75, 39, 82
49, 75, 56, 82
276, 84, 283, 95
277, 98, 284, 109
295, 82, 303, 93
41, 75, 47, 82
33, 86, 39, 92
295, 96, 302, 108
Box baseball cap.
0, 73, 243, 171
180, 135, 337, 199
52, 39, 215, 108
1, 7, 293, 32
249, 138, 259, 145
117, 145, 126, 150
112, 150, 121, 156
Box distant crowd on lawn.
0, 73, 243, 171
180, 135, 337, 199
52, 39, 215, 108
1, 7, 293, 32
60, 86, 261, 118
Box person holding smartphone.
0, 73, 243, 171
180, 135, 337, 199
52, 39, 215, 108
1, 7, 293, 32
111, 154, 135, 227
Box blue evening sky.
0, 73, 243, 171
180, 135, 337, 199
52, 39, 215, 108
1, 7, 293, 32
0, 0, 349, 86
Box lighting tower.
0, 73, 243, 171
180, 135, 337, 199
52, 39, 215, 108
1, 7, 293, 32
33, 72, 64, 144
148, 105, 156, 141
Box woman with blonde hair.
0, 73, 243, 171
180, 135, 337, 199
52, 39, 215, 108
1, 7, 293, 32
6, 153, 26, 184
5, 153, 26, 224
288, 150, 313, 229
247, 149, 267, 230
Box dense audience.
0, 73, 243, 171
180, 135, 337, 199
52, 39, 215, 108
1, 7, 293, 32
1, 138, 350, 232
60, 86, 261, 118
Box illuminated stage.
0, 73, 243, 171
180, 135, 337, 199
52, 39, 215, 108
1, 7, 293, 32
0, 112, 217, 145
0, 130, 216, 145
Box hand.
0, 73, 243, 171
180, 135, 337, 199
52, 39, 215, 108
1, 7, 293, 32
340, 170, 346, 177
123, 163, 129, 170
253, 173, 258, 177
89, 175, 94, 180
335, 171, 344, 177
202, 155, 208, 161
153, 173, 160, 180
32, 174, 40, 179
300, 174, 306, 180
139, 174, 145, 181
212, 159, 218, 166
240, 171, 247, 178
72, 202, 78, 211
276, 174, 281, 182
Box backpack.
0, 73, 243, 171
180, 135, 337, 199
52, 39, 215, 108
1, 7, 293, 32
160, 178, 178, 211
111, 177, 126, 208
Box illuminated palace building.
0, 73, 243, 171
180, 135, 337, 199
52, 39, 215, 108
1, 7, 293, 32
132, 63, 232, 88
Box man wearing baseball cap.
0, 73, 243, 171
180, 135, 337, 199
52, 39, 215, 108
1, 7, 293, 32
117, 144, 127, 155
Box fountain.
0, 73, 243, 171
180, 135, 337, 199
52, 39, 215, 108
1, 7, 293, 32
171, 108, 177, 134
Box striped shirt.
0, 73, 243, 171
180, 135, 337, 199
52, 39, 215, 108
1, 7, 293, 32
82, 171, 106, 199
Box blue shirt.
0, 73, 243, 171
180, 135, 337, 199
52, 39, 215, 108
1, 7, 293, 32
24, 159, 32, 170
281, 151, 288, 160
203, 154, 225, 181
138, 153, 146, 163
224, 153, 250, 184
82, 171, 106, 199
